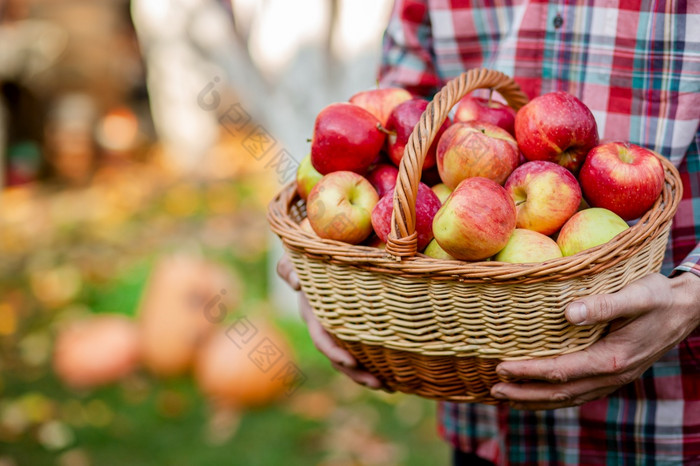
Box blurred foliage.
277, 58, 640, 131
0, 153, 447, 465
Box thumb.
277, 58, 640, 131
565, 281, 655, 326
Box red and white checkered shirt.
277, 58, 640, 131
378, 0, 700, 464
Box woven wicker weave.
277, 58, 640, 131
267, 69, 683, 403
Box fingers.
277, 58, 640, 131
496, 337, 627, 384
491, 378, 618, 410
565, 273, 668, 326
276, 254, 300, 291
331, 362, 383, 389
299, 294, 357, 369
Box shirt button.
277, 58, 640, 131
553, 14, 563, 29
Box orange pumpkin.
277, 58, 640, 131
194, 320, 295, 408
53, 314, 140, 389
138, 255, 241, 377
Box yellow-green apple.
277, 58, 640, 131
515, 91, 599, 172
433, 177, 516, 260
311, 103, 386, 175
306, 171, 379, 244
371, 182, 441, 251
504, 161, 582, 235
349, 87, 412, 127
557, 207, 629, 256
455, 95, 516, 135
423, 239, 455, 259
579, 142, 665, 220
493, 229, 563, 264
296, 154, 323, 200
436, 121, 519, 188
386, 99, 451, 170
431, 183, 452, 203
366, 163, 399, 198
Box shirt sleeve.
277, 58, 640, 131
377, 0, 443, 97
674, 244, 700, 279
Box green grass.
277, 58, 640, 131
0, 257, 449, 466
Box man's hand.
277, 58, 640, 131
276, 255, 382, 389
491, 272, 700, 410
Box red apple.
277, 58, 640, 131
432, 177, 516, 260
504, 161, 582, 235
557, 208, 629, 256
385, 99, 451, 170
296, 154, 323, 200
349, 87, 412, 127
436, 121, 519, 188
366, 163, 399, 198
493, 229, 563, 264
306, 171, 379, 244
454, 95, 516, 135
515, 91, 599, 172
579, 142, 665, 220
371, 182, 441, 251
311, 103, 385, 174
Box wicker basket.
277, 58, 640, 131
268, 69, 683, 403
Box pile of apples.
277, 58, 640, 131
296, 88, 666, 264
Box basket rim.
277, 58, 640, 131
268, 154, 682, 285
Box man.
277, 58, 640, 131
278, 0, 700, 463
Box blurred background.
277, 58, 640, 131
0, 0, 448, 464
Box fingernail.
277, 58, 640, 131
340, 357, 356, 369
567, 302, 588, 325
491, 386, 507, 399
497, 367, 511, 378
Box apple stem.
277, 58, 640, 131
488, 88, 493, 106
376, 123, 396, 136
306, 138, 312, 143
515, 200, 526, 206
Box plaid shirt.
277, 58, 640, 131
378, 0, 700, 464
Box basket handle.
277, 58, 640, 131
386, 69, 530, 259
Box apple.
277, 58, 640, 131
436, 121, 519, 188
504, 161, 582, 235
454, 95, 516, 135
515, 91, 599, 172
371, 182, 441, 251
386, 99, 451, 170
557, 208, 629, 256
311, 103, 386, 175
579, 142, 665, 220
349, 87, 412, 127
433, 177, 516, 260
306, 171, 379, 244
296, 154, 323, 200
366, 163, 399, 198
493, 229, 563, 264
431, 183, 452, 204
423, 239, 455, 259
